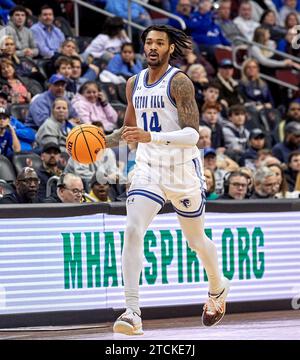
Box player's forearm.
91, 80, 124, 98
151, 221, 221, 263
150, 127, 199, 147
105, 126, 123, 148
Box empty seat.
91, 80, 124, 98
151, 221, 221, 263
12, 152, 43, 175
275, 69, 300, 87
0, 155, 16, 183
0, 180, 15, 196
214, 46, 233, 64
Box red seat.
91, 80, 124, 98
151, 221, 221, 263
275, 69, 300, 87
214, 47, 233, 63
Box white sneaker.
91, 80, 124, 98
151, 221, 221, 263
202, 277, 230, 327
113, 309, 144, 335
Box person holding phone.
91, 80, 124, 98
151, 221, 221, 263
0, 106, 21, 157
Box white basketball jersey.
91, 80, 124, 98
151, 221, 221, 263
132, 65, 199, 167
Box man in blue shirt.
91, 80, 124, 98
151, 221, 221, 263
31, 4, 65, 59
0, 106, 21, 157
25, 74, 78, 129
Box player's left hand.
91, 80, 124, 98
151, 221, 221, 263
122, 126, 151, 143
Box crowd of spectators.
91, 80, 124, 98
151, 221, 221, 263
1, 0, 300, 205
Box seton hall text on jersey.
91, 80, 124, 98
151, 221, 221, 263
134, 95, 165, 109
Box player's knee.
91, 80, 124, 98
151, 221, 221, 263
186, 234, 206, 253
125, 224, 144, 243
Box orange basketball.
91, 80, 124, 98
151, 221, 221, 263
66, 124, 106, 164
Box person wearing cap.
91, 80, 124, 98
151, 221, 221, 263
215, 58, 244, 108
215, 0, 246, 44
36, 142, 63, 199
25, 73, 78, 129
239, 128, 266, 168
0, 5, 38, 58
0, 91, 35, 152
30, 5, 65, 59
35, 97, 76, 152
223, 104, 249, 163
86, 173, 113, 203
272, 121, 300, 164
204, 147, 227, 194
0, 166, 41, 204
0, 106, 21, 157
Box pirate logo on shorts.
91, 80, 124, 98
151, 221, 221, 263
180, 198, 191, 208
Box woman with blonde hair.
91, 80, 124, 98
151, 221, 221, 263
187, 64, 208, 113
250, 27, 297, 71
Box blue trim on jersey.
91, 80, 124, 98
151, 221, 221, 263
132, 72, 140, 100
173, 200, 206, 218
167, 70, 183, 108
128, 189, 165, 207
143, 66, 174, 88
192, 157, 206, 191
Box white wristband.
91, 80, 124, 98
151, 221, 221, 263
150, 127, 199, 147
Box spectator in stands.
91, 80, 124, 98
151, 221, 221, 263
106, 43, 143, 81
204, 167, 219, 200
239, 166, 254, 197
266, 162, 291, 198
250, 27, 296, 73
168, 0, 196, 35
203, 147, 227, 194
218, 171, 249, 200
104, 0, 152, 28
279, 0, 300, 25
239, 58, 274, 110
260, 9, 287, 42
43, 173, 84, 203
53, 55, 74, 100
0, 5, 38, 58
284, 11, 300, 28
223, 104, 250, 162
215, 58, 244, 108
36, 142, 62, 199
272, 121, 300, 163
174, 44, 216, 78
82, 17, 130, 62
86, 173, 113, 202
200, 102, 226, 151
187, 64, 209, 112
69, 56, 99, 93
31, 5, 65, 59
0, 58, 32, 104
189, 0, 231, 66
45, 38, 92, 78
0, 35, 44, 84
275, 99, 300, 142
251, 166, 279, 198
72, 81, 118, 132
239, 128, 266, 168
277, 28, 300, 58
284, 150, 300, 191
25, 74, 78, 129
215, 0, 246, 44
0, 91, 35, 151
35, 97, 76, 152
0, 0, 15, 26
0, 166, 41, 204
233, 0, 260, 41
198, 80, 224, 114
0, 106, 20, 157
198, 125, 212, 149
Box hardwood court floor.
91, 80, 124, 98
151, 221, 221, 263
0, 310, 299, 340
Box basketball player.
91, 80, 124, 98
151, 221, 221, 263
105, 25, 230, 335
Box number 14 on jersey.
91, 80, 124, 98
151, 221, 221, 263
142, 112, 161, 132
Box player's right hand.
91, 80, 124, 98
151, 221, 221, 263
122, 126, 151, 143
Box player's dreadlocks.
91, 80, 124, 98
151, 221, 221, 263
141, 25, 192, 60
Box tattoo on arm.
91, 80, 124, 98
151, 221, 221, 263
171, 72, 200, 132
